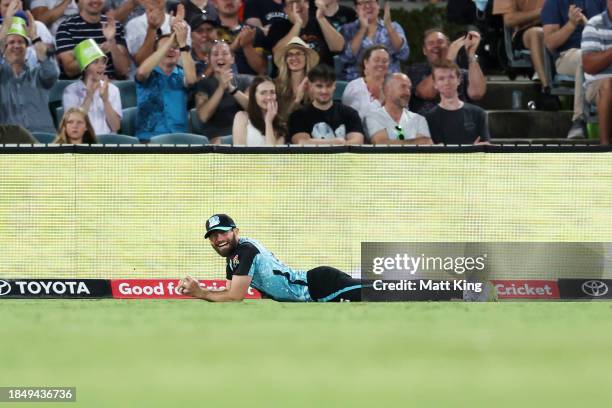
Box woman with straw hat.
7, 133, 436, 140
273, 36, 319, 123
62, 39, 122, 135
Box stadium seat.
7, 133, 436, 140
119, 107, 138, 136
112, 80, 137, 108
189, 108, 207, 136
149, 133, 210, 144
219, 135, 232, 145
55, 106, 64, 125
334, 80, 348, 102
543, 47, 574, 96
31, 131, 56, 144
96, 134, 140, 144
503, 26, 532, 70
49, 80, 74, 127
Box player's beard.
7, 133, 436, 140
212, 233, 239, 257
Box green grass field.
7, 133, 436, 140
2, 301, 612, 407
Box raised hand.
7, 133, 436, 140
5, 0, 20, 23
85, 75, 100, 97
447, 35, 466, 62
357, 5, 369, 29
173, 20, 188, 48
295, 77, 309, 104
102, 9, 117, 42
315, 0, 325, 20
219, 68, 234, 90
288, 2, 303, 27
25, 10, 38, 40
464, 30, 481, 57
240, 26, 256, 47
265, 100, 278, 124
146, 6, 164, 30
99, 76, 110, 101
383, 1, 392, 27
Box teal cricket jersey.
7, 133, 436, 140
225, 237, 312, 302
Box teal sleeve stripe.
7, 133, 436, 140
316, 285, 363, 302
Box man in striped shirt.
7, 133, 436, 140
56, 0, 130, 79
581, 0, 612, 144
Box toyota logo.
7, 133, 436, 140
581, 280, 609, 297
0, 280, 11, 296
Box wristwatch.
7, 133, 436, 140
469, 54, 479, 64
179, 45, 191, 53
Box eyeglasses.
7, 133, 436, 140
395, 125, 405, 141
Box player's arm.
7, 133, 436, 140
178, 275, 252, 302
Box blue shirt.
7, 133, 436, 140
540, 0, 606, 55
339, 18, 410, 81
225, 237, 312, 302
135, 66, 188, 141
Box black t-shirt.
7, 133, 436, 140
406, 63, 471, 115
425, 103, 490, 145
244, 0, 287, 26
195, 74, 252, 137
266, 18, 334, 67
225, 242, 259, 280
308, 1, 356, 31
217, 24, 267, 75
174, 0, 219, 25
288, 102, 363, 143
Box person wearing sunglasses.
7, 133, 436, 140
366, 73, 432, 145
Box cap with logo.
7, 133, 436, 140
189, 13, 220, 31
74, 39, 106, 72
204, 214, 237, 238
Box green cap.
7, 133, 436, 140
74, 39, 106, 72
6, 16, 29, 42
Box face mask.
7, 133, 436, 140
473, 0, 488, 12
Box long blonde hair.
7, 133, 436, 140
53, 108, 97, 144
275, 45, 317, 117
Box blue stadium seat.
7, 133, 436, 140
543, 47, 574, 96
120, 107, 138, 136
149, 133, 210, 145
96, 134, 140, 144
503, 26, 532, 69
189, 108, 206, 136
112, 80, 137, 108
31, 131, 56, 144
55, 106, 64, 125
49, 80, 74, 128
334, 80, 348, 102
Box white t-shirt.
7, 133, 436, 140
62, 80, 123, 135
365, 106, 430, 141
125, 13, 191, 56
30, 0, 79, 36
341, 77, 383, 120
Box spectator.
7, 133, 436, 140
366, 73, 432, 145
106, 0, 146, 24
232, 75, 285, 145
273, 36, 319, 122
406, 29, 486, 115
308, 0, 356, 31
126, 1, 192, 67
135, 21, 197, 141
542, 0, 606, 138
1, 0, 54, 69
493, 0, 551, 92
62, 39, 122, 135
56, 0, 130, 79
195, 40, 250, 143
30, 0, 79, 36
425, 60, 490, 145
170, 0, 218, 25
0, 14, 58, 133
189, 12, 218, 78
244, 0, 286, 34
341, 44, 388, 120
289, 64, 364, 145
215, 0, 266, 75
0, 124, 37, 143
581, 3, 612, 144
53, 107, 97, 143
339, 0, 408, 81
267, 0, 344, 68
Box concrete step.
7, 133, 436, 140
487, 110, 574, 139
479, 80, 544, 110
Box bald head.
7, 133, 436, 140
384, 73, 412, 109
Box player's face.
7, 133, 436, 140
423, 32, 449, 65
255, 80, 276, 111
209, 229, 239, 257
432, 68, 460, 99
309, 80, 335, 105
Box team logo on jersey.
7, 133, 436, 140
231, 255, 240, 268
208, 216, 220, 227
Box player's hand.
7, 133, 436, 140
177, 275, 203, 297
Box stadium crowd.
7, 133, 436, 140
0, 0, 609, 145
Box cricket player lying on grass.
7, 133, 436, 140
177, 214, 364, 302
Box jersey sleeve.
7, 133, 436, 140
228, 243, 260, 278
